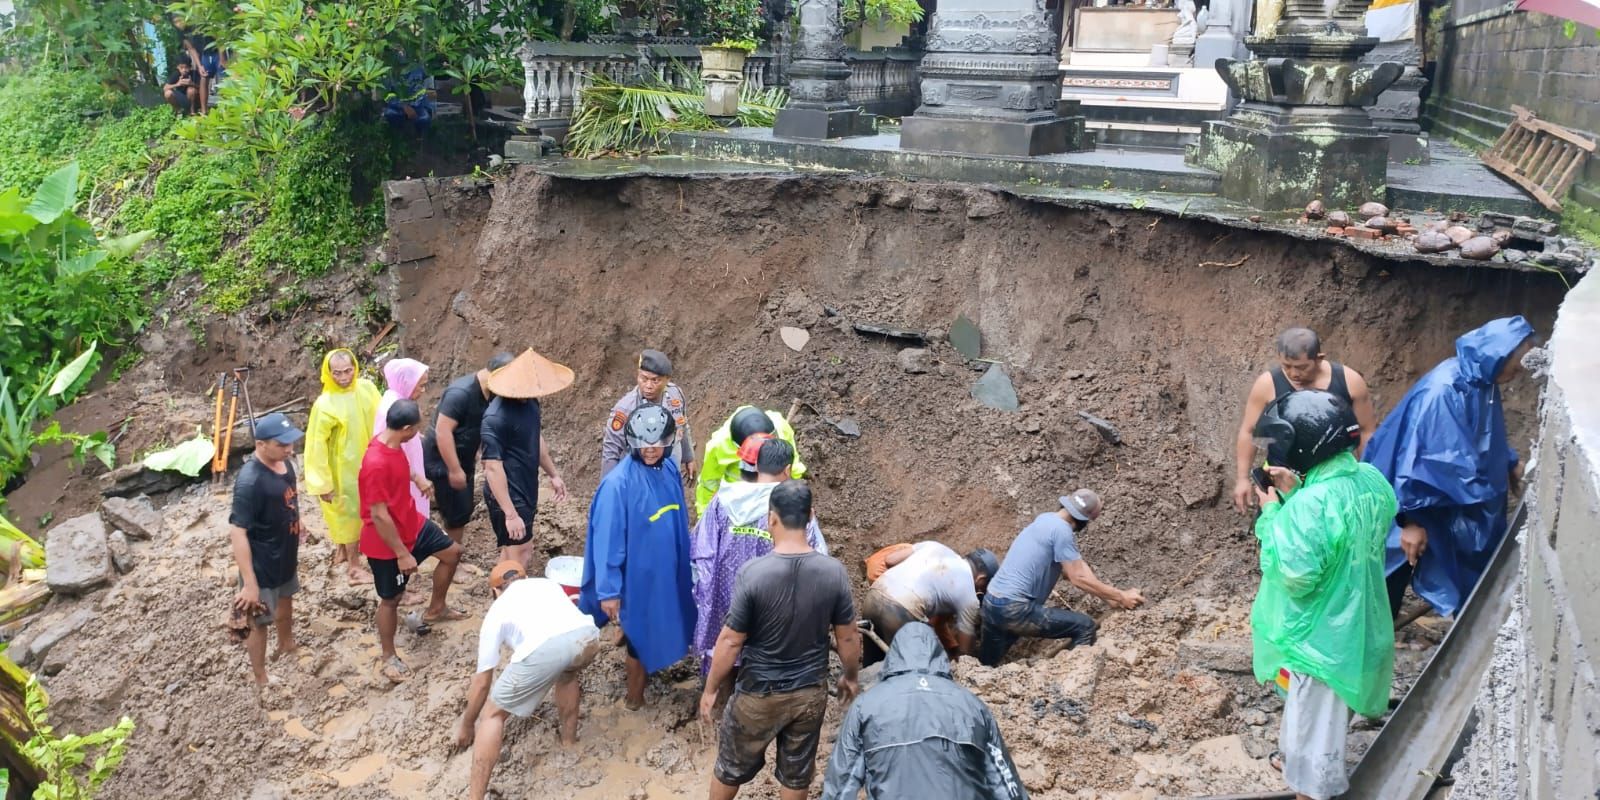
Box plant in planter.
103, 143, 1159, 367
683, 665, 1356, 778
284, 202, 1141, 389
839, 0, 925, 38
698, 0, 762, 115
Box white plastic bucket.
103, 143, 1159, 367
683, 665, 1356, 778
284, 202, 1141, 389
545, 556, 584, 604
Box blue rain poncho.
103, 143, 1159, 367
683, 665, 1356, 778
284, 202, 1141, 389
1362, 316, 1534, 617
578, 453, 696, 674
1252, 451, 1398, 718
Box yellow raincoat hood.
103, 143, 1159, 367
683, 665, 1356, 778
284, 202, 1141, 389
304, 349, 382, 545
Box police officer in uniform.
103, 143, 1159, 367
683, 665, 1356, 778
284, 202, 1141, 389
601, 349, 696, 479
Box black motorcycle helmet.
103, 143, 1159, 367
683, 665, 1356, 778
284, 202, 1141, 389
728, 406, 775, 446
1253, 389, 1360, 475
625, 403, 677, 455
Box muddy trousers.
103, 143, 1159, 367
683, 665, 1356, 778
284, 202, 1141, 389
977, 595, 1097, 667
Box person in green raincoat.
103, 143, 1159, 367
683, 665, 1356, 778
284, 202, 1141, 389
694, 405, 807, 517
305, 349, 382, 585
1250, 389, 1396, 800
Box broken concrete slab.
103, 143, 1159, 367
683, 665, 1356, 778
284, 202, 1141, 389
1177, 637, 1254, 674
897, 347, 931, 374
779, 326, 810, 352
1078, 411, 1123, 445
830, 417, 861, 438
949, 315, 981, 361
12, 608, 94, 667
972, 364, 1019, 412
45, 513, 112, 595
100, 495, 162, 540
852, 322, 926, 345
108, 530, 135, 574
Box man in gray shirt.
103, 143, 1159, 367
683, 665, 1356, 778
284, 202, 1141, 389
700, 480, 861, 800
978, 489, 1144, 666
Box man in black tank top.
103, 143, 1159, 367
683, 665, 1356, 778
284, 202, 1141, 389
1232, 328, 1378, 513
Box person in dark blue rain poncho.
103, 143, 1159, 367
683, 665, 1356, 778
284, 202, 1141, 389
1363, 316, 1536, 619
579, 403, 696, 709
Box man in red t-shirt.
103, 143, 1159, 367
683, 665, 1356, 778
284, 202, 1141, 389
361, 398, 466, 683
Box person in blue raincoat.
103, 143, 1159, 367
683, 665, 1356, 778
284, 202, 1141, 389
1363, 316, 1536, 619
579, 403, 696, 709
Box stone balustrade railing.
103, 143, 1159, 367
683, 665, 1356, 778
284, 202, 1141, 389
518, 39, 922, 132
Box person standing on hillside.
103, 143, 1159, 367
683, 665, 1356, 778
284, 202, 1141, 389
602, 349, 697, 480
977, 490, 1144, 667
700, 480, 860, 800
821, 622, 1028, 800
1232, 328, 1378, 513
423, 352, 515, 544
691, 436, 827, 678
695, 405, 808, 516
228, 413, 306, 692
860, 542, 997, 661
360, 399, 467, 683
456, 561, 602, 800
481, 349, 573, 568
579, 404, 697, 710
1250, 390, 1396, 800
1362, 316, 1536, 620
305, 348, 381, 586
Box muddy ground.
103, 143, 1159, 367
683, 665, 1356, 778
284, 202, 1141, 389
6, 171, 1565, 798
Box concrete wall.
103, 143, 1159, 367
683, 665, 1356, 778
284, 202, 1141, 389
1455, 269, 1600, 799
1427, 7, 1600, 214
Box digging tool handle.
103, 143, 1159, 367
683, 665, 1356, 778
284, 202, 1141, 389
212, 373, 227, 473
219, 377, 240, 479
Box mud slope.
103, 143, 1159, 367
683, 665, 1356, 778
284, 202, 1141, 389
34, 171, 1562, 799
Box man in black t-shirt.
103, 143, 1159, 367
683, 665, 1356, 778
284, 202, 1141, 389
162, 60, 199, 115
422, 352, 514, 543
700, 480, 860, 800
481, 394, 567, 568
229, 413, 307, 690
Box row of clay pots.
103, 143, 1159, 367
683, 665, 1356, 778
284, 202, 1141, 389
1306, 200, 1502, 261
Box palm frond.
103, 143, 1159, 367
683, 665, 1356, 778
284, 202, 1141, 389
564, 69, 789, 159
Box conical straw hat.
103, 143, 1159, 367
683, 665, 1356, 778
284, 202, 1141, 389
487, 348, 575, 399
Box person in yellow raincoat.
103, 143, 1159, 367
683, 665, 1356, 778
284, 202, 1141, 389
693, 405, 806, 517
305, 349, 381, 584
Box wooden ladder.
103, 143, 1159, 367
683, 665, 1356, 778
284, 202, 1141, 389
1481, 105, 1595, 213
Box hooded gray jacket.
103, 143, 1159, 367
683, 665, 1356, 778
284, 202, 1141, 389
821, 622, 1029, 800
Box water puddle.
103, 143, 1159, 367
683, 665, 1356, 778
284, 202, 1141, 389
332, 753, 386, 788
323, 707, 370, 741
284, 718, 316, 740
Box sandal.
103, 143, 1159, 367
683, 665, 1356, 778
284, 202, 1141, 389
1268, 750, 1283, 773
423, 606, 470, 623
380, 656, 412, 684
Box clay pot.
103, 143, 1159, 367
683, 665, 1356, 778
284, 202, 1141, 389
1459, 236, 1499, 260
1491, 230, 1512, 246
1305, 200, 1326, 220
1366, 216, 1399, 234
1413, 231, 1453, 253
1445, 225, 1476, 245
1359, 201, 1389, 218
1327, 210, 1352, 227
1425, 220, 1449, 233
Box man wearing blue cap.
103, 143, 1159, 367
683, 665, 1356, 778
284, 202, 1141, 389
229, 412, 307, 691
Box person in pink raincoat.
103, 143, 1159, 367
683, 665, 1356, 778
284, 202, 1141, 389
374, 358, 435, 519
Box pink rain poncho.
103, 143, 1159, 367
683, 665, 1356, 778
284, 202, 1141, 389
374, 358, 431, 519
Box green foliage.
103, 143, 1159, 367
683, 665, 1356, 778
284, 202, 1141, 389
699, 0, 762, 42
840, 0, 925, 28
0, 74, 125, 191
20, 676, 135, 800
5, 0, 166, 87
1, 344, 107, 490
708, 37, 758, 51
565, 67, 785, 158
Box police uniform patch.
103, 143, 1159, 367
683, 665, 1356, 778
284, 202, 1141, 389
610, 410, 627, 431
668, 396, 682, 409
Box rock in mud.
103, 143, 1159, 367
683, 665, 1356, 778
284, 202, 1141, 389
778, 326, 810, 352
1459, 236, 1499, 261
45, 514, 112, 595
1358, 201, 1389, 218
1445, 225, 1476, 245
1413, 231, 1453, 254
1077, 411, 1123, 445
12, 608, 94, 666
1502, 248, 1527, 264
1177, 638, 1253, 674
882, 189, 912, 209
911, 193, 941, 213
1365, 217, 1398, 234
965, 193, 1005, 219
972, 364, 1019, 412
101, 495, 162, 540
107, 530, 135, 573
898, 347, 932, 374
1304, 200, 1326, 220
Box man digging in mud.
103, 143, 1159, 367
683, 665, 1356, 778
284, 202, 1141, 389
1250, 390, 1396, 800
579, 403, 696, 710
700, 480, 860, 800
305, 348, 381, 586
1233, 328, 1377, 514
977, 490, 1144, 666
457, 561, 601, 800
360, 399, 467, 682
482, 348, 573, 569
859, 542, 997, 663
228, 412, 306, 693
423, 352, 515, 545
602, 348, 698, 481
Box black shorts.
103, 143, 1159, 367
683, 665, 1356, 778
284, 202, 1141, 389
485, 501, 536, 548
425, 459, 477, 529
368, 520, 456, 600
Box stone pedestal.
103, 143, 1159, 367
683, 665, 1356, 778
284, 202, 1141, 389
773, 0, 865, 139
1187, 3, 1402, 212
900, 0, 1085, 156
1363, 41, 1429, 163
1193, 0, 1236, 72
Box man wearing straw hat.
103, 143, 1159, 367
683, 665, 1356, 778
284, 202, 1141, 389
456, 560, 601, 800
601, 348, 698, 480
482, 348, 573, 569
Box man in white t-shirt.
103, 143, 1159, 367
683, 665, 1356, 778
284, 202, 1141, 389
861, 542, 998, 661
456, 560, 601, 800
